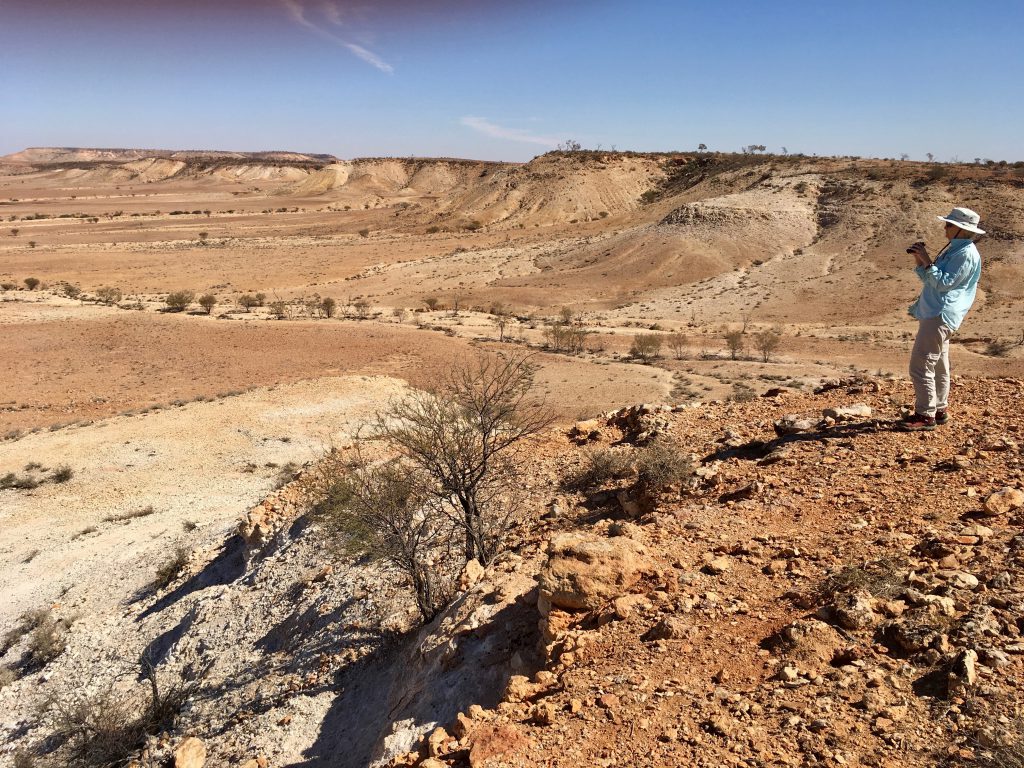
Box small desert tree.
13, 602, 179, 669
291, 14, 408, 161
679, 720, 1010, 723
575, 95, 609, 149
392, 307, 408, 323
164, 291, 195, 312
24, 277, 40, 290
490, 308, 513, 341
354, 299, 371, 319
255, 292, 266, 307
321, 297, 337, 318
197, 232, 208, 244
374, 352, 551, 565
198, 294, 217, 314
630, 333, 663, 362
666, 331, 687, 359
423, 296, 440, 311
724, 329, 745, 360
752, 327, 783, 362
269, 300, 288, 320
238, 294, 259, 312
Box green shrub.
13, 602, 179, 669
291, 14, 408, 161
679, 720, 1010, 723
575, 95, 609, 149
164, 291, 195, 312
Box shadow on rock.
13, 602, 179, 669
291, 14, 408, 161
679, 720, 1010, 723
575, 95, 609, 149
136, 534, 248, 619
288, 592, 540, 768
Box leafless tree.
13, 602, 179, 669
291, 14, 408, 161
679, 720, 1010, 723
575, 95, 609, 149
373, 352, 551, 565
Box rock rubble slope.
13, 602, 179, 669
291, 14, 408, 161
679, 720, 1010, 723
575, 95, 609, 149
2, 375, 1024, 768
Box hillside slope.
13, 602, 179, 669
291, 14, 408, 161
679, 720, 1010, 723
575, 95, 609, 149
3, 375, 1023, 767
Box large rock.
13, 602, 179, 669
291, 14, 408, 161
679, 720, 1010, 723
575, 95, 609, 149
469, 724, 531, 768
174, 738, 206, 768
538, 532, 657, 613
983, 487, 1024, 516
822, 403, 872, 421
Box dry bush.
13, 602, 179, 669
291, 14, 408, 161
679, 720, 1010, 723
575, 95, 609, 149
634, 439, 694, 494
312, 457, 456, 621
813, 558, 907, 604
1, 472, 40, 490
272, 462, 300, 490
238, 294, 259, 312
752, 327, 783, 362
95, 286, 122, 305
724, 329, 746, 359
666, 331, 687, 359
565, 447, 635, 491
0, 666, 19, 689
50, 661, 197, 768
269, 300, 288, 319
51, 465, 73, 484
373, 351, 551, 566
152, 546, 189, 590
731, 383, 757, 402
321, 297, 337, 318
102, 506, 155, 523
630, 333, 663, 362
24, 277, 39, 290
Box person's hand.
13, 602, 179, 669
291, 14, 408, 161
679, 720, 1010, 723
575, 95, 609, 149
908, 241, 931, 267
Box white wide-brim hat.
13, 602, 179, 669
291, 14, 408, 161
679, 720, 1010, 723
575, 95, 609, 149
937, 206, 985, 235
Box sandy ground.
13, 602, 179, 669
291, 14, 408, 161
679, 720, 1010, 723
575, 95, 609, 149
0, 375, 408, 626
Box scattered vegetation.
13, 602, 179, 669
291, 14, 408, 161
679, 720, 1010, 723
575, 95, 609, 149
49, 659, 200, 768
565, 447, 635, 491
23, 277, 40, 291
102, 506, 156, 524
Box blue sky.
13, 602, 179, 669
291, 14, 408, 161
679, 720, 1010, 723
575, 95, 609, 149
2, 0, 1022, 161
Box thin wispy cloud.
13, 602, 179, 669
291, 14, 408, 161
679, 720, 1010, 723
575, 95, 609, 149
281, 0, 394, 73
460, 117, 559, 147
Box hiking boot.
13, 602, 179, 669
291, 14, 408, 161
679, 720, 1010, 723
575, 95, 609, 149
935, 409, 949, 425
899, 413, 936, 431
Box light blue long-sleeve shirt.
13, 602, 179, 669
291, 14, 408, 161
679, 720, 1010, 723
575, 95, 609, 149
910, 238, 981, 331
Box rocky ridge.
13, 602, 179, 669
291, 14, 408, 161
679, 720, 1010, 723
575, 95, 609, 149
2, 376, 1024, 767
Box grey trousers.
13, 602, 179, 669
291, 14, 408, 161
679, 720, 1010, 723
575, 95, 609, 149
909, 316, 953, 417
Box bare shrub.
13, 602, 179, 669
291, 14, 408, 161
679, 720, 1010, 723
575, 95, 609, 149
634, 439, 694, 494
50, 660, 198, 768
24, 609, 69, 666
392, 307, 407, 322
354, 299, 371, 319
813, 559, 908, 604
95, 286, 122, 305
629, 333, 662, 362
51, 465, 73, 484
164, 291, 195, 312
312, 458, 456, 621
102, 506, 155, 523
731, 383, 757, 402
1, 472, 39, 490
423, 296, 440, 311
985, 332, 1023, 357
373, 352, 551, 565
565, 447, 635, 491
542, 319, 591, 354
272, 462, 300, 490
666, 331, 687, 359
152, 546, 189, 590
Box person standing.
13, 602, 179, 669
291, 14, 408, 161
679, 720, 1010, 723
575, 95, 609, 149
901, 207, 984, 431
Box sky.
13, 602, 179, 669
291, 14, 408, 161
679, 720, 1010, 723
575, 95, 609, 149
2, 0, 1023, 162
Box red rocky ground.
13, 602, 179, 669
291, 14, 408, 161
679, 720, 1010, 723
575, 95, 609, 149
394, 376, 1024, 768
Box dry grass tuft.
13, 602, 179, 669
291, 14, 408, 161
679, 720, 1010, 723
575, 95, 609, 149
152, 546, 189, 590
